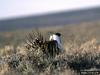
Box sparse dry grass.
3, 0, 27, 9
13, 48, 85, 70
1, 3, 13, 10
1, 37, 100, 75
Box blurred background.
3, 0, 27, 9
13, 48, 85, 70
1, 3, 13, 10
0, 0, 100, 47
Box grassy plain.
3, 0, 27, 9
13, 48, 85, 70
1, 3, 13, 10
0, 20, 100, 75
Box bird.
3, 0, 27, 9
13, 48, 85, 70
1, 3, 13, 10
25, 32, 63, 57
49, 33, 63, 53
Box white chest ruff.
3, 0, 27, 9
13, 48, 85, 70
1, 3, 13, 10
49, 34, 61, 45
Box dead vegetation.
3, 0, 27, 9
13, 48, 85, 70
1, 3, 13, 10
0, 31, 100, 75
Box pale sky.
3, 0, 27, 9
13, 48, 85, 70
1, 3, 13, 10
0, 0, 100, 19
